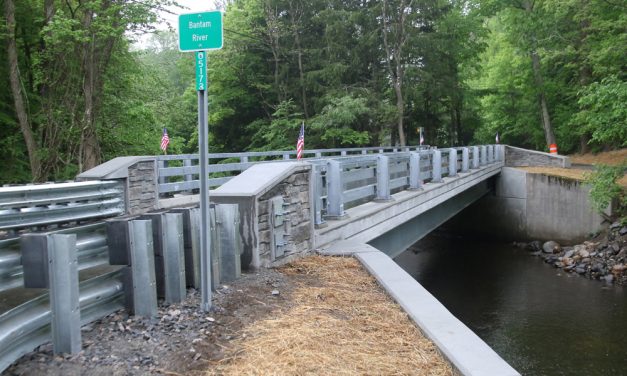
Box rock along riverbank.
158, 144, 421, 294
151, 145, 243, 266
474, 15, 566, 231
518, 221, 627, 285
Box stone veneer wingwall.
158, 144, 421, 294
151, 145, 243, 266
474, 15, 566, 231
211, 162, 314, 269
126, 161, 159, 215
77, 156, 158, 215
505, 145, 571, 168
257, 171, 313, 265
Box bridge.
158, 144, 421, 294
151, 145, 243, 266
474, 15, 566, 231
0, 143, 571, 374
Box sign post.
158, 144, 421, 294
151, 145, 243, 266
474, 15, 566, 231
179, 10, 223, 312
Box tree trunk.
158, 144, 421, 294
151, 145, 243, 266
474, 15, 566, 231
5, 0, 41, 181
381, 0, 408, 147
577, 7, 592, 154
393, 80, 405, 146
524, 0, 556, 149
289, 2, 308, 119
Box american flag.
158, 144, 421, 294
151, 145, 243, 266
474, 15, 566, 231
419, 129, 424, 145
296, 122, 305, 160
161, 127, 170, 152
495, 132, 500, 144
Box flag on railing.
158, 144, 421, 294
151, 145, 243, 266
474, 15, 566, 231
495, 132, 500, 144
296, 122, 305, 160
161, 127, 170, 153
419, 129, 424, 145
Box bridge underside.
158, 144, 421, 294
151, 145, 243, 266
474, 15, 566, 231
368, 180, 491, 258
315, 163, 503, 256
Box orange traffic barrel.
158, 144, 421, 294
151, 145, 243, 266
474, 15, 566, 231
549, 143, 558, 154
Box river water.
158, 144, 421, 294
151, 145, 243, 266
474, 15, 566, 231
394, 233, 627, 376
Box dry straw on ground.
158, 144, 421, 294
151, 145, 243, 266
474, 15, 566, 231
207, 256, 452, 376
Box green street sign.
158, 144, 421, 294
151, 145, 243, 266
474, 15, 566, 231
179, 11, 223, 52
196, 51, 207, 90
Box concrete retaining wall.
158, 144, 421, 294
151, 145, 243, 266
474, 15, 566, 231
449, 167, 605, 243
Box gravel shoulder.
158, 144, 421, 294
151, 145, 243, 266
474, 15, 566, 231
5, 256, 452, 376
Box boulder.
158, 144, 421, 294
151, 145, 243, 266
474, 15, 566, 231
543, 241, 561, 254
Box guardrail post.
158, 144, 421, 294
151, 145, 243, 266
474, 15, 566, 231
22, 233, 82, 354
480, 146, 487, 166
448, 149, 457, 177
240, 155, 248, 163
48, 234, 81, 354
127, 219, 158, 317
462, 148, 469, 172
488, 145, 494, 163
315, 151, 322, 158
361, 150, 367, 155
139, 213, 166, 298
209, 205, 220, 289
283, 153, 290, 160
325, 160, 345, 219
170, 207, 201, 288
313, 167, 326, 227
341, 150, 347, 156
215, 204, 241, 283
163, 213, 186, 304
498, 144, 505, 161
472, 146, 480, 169
432, 150, 442, 183
376, 155, 392, 201
409, 152, 422, 190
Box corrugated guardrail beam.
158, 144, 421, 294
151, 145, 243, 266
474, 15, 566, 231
0, 270, 124, 372
0, 180, 125, 231
0, 223, 110, 293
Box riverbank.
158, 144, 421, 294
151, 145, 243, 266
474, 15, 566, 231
5, 256, 452, 375
519, 221, 627, 285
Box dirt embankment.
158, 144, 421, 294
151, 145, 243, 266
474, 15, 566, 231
6, 256, 452, 376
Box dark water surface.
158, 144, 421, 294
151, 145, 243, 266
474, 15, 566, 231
394, 234, 627, 376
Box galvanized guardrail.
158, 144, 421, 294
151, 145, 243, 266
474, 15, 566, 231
0, 180, 125, 232
0, 223, 109, 293
0, 270, 124, 372
156, 145, 430, 194
312, 145, 502, 224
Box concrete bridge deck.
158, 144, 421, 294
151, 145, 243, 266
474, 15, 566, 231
316, 162, 503, 257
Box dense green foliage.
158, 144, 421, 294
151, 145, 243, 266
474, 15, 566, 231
1, 0, 625, 183
585, 164, 626, 223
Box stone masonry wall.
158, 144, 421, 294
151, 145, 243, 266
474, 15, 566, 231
257, 170, 312, 265
505, 146, 570, 168
127, 161, 158, 215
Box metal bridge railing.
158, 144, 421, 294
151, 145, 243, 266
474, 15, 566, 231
313, 145, 503, 225
156, 145, 430, 195
0, 180, 125, 232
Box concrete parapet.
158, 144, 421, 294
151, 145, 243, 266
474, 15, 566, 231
320, 242, 520, 376
505, 145, 571, 168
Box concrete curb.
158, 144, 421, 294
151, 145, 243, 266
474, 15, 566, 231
326, 243, 520, 376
